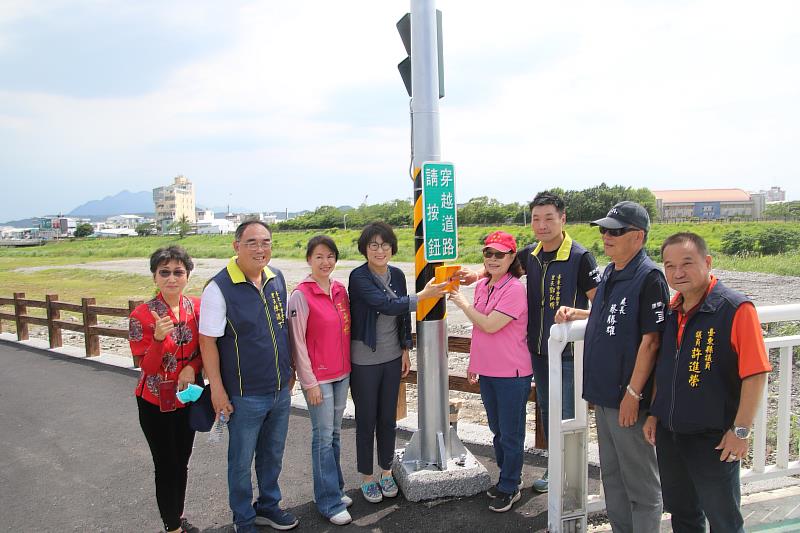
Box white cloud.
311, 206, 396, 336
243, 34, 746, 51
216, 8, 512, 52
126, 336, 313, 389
0, 0, 798, 220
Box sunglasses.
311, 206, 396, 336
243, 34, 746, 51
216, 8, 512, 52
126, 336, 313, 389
599, 226, 638, 237
157, 269, 187, 278
483, 250, 512, 259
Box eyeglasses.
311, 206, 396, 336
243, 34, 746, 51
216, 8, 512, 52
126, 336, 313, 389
241, 239, 272, 250
483, 250, 512, 259
599, 227, 638, 237
368, 241, 392, 251
157, 269, 187, 278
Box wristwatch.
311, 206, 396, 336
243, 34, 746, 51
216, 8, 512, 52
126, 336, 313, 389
732, 426, 751, 439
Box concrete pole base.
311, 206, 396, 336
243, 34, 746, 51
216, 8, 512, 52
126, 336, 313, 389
392, 447, 492, 502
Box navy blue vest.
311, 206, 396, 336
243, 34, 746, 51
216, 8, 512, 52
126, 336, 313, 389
651, 281, 747, 433
213, 260, 292, 397
583, 249, 662, 408
524, 234, 594, 357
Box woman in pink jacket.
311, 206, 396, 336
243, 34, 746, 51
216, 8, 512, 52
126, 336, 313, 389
288, 235, 353, 526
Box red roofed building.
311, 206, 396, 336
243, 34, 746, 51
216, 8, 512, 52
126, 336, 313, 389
652, 189, 765, 220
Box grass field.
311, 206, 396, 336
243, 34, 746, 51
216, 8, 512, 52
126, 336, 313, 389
1, 221, 799, 305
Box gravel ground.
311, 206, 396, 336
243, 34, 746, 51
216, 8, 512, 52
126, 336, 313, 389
10, 258, 800, 454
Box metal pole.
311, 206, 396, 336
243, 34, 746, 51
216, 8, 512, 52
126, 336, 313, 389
401, 0, 461, 470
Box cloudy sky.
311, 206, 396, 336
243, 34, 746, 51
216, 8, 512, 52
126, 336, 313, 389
1, 0, 798, 220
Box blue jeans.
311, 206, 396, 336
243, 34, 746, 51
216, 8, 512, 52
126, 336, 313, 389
228, 388, 291, 528
532, 354, 574, 442
656, 424, 744, 533
480, 374, 532, 494
304, 376, 349, 518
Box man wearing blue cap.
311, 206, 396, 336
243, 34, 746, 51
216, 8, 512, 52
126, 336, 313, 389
559, 201, 669, 533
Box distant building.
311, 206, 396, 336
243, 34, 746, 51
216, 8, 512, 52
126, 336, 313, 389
652, 189, 765, 220
153, 175, 196, 233
106, 214, 147, 229
756, 186, 786, 203
38, 216, 79, 239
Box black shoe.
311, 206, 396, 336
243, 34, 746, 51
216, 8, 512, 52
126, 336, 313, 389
487, 480, 524, 498
254, 507, 299, 530
489, 489, 521, 512
179, 518, 200, 533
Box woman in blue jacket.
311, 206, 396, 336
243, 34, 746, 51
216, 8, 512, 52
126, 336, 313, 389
348, 221, 446, 503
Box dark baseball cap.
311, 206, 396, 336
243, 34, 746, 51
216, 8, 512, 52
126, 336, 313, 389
591, 201, 650, 231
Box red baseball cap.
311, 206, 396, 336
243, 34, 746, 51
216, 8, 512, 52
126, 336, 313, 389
483, 231, 517, 253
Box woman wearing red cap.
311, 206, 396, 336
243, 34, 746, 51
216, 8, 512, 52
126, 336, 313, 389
449, 231, 531, 513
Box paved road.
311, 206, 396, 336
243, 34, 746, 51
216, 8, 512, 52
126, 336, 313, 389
0, 341, 599, 532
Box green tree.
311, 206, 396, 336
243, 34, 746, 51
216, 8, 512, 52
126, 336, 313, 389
135, 222, 154, 236
169, 215, 192, 239
74, 223, 94, 238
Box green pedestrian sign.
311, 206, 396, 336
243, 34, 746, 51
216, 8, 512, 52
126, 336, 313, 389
421, 161, 458, 262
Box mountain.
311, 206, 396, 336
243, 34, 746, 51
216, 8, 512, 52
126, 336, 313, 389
68, 190, 153, 217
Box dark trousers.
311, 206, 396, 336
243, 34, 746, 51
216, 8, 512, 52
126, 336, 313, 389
480, 374, 532, 494
656, 423, 744, 533
137, 396, 195, 531
350, 357, 402, 475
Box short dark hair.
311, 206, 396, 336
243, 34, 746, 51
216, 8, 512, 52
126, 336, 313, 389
149, 245, 194, 274
235, 220, 271, 241
357, 221, 398, 257
661, 232, 710, 258
529, 191, 565, 214
306, 235, 339, 261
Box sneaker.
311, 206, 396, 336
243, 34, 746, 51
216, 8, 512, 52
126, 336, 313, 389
489, 489, 521, 513
531, 469, 549, 493
329, 509, 352, 526
486, 480, 524, 498
379, 475, 399, 498
341, 494, 354, 508
254, 507, 299, 530
179, 518, 200, 533
234, 524, 258, 533
361, 480, 383, 503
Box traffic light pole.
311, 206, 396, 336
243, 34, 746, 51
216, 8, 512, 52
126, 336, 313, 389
393, 0, 490, 501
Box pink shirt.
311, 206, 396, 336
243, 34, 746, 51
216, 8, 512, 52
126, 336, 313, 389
468, 274, 532, 378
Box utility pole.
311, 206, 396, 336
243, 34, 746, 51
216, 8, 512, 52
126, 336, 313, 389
393, 0, 490, 501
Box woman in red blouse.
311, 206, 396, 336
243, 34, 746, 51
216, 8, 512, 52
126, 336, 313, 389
129, 246, 202, 533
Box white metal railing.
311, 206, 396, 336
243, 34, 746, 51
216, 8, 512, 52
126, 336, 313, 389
546, 304, 800, 532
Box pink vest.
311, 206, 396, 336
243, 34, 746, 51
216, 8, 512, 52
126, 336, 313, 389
295, 280, 351, 382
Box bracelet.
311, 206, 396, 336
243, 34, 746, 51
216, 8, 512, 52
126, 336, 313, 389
626, 384, 643, 400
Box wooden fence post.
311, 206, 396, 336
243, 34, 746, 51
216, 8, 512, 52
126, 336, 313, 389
128, 299, 142, 367
396, 383, 408, 421
46, 294, 62, 349
82, 297, 100, 356
13, 292, 28, 341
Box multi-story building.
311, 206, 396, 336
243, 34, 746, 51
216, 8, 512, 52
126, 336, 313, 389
652, 189, 765, 220
757, 186, 786, 203
153, 175, 196, 233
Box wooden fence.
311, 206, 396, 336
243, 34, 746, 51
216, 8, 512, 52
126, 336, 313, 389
0, 292, 544, 447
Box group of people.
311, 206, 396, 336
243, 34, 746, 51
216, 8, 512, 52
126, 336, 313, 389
129, 220, 445, 532
130, 193, 771, 533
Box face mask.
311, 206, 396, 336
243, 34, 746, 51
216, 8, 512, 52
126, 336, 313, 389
176, 383, 204, 403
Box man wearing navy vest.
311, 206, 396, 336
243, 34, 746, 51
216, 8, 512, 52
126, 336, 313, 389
199, 221, 298, 533
560, 201, 669, 533
644, 233, 770, 533
519, 191, 600, 492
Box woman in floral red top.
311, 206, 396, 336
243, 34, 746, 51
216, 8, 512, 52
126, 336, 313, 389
129, 245, 202, 533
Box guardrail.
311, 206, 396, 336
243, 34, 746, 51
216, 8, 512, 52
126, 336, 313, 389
546, 304, 800, 532
0, 293, 545, 448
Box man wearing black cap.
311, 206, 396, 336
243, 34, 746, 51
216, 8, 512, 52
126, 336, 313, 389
558, 201, 669, 533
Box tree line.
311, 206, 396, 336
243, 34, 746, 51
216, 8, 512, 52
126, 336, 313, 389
277, 183, 657, 230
